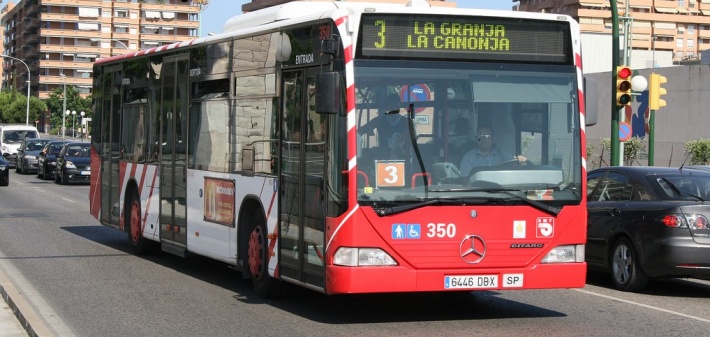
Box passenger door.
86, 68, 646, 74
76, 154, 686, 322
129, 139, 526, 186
158, 54, 190, 254
278, 68, 326, 289
99, 65, 123, 227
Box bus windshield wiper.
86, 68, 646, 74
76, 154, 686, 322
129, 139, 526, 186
374, 199, 475, 216
469, 188, 561, 216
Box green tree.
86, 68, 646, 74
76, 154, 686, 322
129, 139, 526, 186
684, 139, 710, 165
44, 85, 92, 135
0, 90, 47, 125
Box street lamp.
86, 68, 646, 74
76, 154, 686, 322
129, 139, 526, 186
80, 111, 85, 141
113, 39, 129, 50
2, 55, 31, 126
71, 110, 76, 138
65, 110, 70, 138
61, 74, 67, 140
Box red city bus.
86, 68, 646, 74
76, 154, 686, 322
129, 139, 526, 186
89, 1, 596, 297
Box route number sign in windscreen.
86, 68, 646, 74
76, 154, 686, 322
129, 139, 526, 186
358, 14, 572, 64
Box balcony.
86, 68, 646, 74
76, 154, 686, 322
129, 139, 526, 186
41, 28, 101, 41
40, 74, 90, 87
141, 3, 201, 13
40, 45, 101, 55
39, 59, 95, 70
24, 34, 40, 45
41, 0, 102, 6
24, 17, 41, 30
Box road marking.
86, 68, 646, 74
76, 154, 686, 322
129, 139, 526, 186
575, 288, 710, 323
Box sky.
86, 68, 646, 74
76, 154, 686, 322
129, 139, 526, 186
199, 0, 516, 37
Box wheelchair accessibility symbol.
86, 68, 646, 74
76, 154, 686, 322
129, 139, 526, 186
392, 224, 421, 240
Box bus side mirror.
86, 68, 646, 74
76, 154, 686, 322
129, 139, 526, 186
584, 76, 598, 126
315, 72, 340, 115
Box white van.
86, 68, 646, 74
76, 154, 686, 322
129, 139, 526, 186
0, 124, 40, 167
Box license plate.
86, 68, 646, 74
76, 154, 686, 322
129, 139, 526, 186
444, 275, 498, 289
80, 171, 91, 176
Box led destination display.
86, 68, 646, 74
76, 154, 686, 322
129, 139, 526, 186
358, 14, 571, 63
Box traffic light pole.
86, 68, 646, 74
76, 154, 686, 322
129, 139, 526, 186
610, 0, 621, 166
648, 110, 655, 166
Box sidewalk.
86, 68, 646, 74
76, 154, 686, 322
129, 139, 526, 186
0, 290, 29, 337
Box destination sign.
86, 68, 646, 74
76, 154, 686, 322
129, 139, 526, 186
358, 14, 571, 64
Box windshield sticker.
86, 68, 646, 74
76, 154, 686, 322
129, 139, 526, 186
536, 217, 554, 238
513, 220, 526, 239
528, 189, 554, 200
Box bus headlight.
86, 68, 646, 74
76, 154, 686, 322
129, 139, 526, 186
541, 245, 585, 263
333, 247, 398, 266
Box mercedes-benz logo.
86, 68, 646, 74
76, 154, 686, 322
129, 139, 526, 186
459, 234, 486, 264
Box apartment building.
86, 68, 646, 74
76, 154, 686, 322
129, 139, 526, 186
518, 0, 710, 66
2, 0, 202, 99
242, 0, 453, 12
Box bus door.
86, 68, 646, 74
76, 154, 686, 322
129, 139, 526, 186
279, 68, 326, 288
158, 54, 190, 255
100, 65, 123, 228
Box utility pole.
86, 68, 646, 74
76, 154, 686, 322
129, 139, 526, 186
610, 0, 621, 166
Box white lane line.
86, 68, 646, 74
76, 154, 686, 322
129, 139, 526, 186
575, 288, 710, 323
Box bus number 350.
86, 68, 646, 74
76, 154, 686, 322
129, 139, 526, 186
426, 223, 456, 238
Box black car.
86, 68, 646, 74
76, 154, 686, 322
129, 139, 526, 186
16, 138, 53, 174
0, 151, 8, 186
587, 166, 710, 292
55, 142, 91, 185
37, 140, 69, 180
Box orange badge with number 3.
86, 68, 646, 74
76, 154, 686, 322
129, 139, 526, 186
376, 161, 406, 187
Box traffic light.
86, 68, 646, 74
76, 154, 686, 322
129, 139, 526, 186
616, 65, 632, 106
648, 73, 667, 110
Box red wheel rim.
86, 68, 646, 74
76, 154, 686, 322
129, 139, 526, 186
130, 199, 141, 244
248, 226, 264, 278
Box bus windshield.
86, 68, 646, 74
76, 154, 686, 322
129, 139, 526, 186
354, 60, 582, 206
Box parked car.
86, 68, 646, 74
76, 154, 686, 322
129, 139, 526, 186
0, 150, 8, 186
37, 140, 70, 180
16, 138, 53, 174
586, 166, 710, 292
55, 142, 91, 184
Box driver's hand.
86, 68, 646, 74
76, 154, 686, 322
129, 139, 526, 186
515, 155, 527, 164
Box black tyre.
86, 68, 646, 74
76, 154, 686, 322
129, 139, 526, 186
44, 165, 53, 180
126, 189, 156, 255
610, 238, 649, 292
55, 167, 62, 184
247, 215, 278, 298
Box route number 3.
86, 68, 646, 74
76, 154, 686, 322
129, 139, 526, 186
376, 161, 405, 187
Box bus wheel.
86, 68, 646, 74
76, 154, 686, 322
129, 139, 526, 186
127, 189, 153, 255
247, 216, 277, 298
